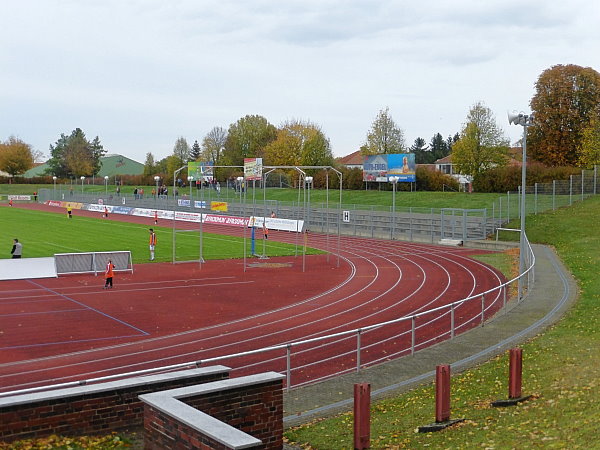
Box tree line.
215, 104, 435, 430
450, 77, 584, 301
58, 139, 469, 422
2, 64, 600, 189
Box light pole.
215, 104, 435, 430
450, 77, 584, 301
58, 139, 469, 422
389, 176, 399, 239
154, 176, 160, 201
53, 176, 57, 198
305, 176, 313, 229
237, 176, 244, 204
188, 176, 194, 204
508, 111, 533, 301
80, 176, 85, 196
104, 175, 109, 197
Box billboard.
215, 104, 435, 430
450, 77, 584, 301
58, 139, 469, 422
363, 153, 416, 182
188, 162, 213, 181
244, 158, 263, 181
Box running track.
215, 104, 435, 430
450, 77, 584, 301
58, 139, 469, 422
0, 203, 506, 393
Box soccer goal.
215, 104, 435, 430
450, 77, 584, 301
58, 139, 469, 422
54, 251, 134, 276
172, 229, 205, 264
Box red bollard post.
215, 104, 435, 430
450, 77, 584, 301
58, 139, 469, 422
353, 383, 371, 449
418, 364, 465, 432
509, 347, 523, 399
435, 364, 451, 423
492, 347, 531, 407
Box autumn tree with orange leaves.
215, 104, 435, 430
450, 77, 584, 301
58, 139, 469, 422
528, 64, 600, 167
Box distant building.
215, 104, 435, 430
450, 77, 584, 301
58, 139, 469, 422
434, 148, 524, 186
22, 154, 144, 178
336, 150, 363, 170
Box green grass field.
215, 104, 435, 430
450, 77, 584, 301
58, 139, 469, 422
1, 183, 503, 210
285, 196, 600, 448
0, 207, 319, 263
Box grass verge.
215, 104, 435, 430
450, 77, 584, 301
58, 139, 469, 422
1, 184, 502, 210
285, 196, 600, 448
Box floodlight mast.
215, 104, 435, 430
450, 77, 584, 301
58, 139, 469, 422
508, 111, 533, 301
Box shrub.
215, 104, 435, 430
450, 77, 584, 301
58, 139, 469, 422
473, 164, 581, 192
415, 167, 459, 191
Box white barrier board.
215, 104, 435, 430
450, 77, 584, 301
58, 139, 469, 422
0, 257, 58, 281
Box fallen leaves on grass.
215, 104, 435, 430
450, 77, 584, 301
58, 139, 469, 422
0, 433, 134, 449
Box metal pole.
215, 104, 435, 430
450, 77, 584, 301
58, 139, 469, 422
499, 197, 502, 223
337, 170, 343, 268
569, 175, 573, 205
517, 186, 521, 218
410, 207, 413, 241
243, 176, 247, 272
481, 294, 485, 325
431, 207, 434, 243
356, 329, 362, 372
450, 304, 455, 339
326, 171, 330, 262
286, 344, 291, 392
518, 124, 528, 301
411, 316, 416, 356
392, 182, 396, 239
200, 179, 204, 266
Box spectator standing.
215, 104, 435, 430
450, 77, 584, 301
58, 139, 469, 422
104, 259, 115, 289
11, 239, 22, 258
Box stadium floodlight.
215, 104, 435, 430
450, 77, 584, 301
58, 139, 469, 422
154, 176, 160, 201
237, 176, 244, 203
80, 176, 85, 195
389, 176, 400, 239
508, 110, 533, 301
305, 176, 313, 228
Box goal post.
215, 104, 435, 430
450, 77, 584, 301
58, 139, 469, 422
54, 251, 134, 276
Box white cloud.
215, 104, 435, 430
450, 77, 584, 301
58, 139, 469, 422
1, 0, 599, 161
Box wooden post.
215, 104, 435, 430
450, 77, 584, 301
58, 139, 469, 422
435, 365, 451, 423
353, 383, 370, 449
509, 348, 523, 399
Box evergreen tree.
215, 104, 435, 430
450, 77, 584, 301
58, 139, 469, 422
143, 152, 156, 176
190, 140, 201, 161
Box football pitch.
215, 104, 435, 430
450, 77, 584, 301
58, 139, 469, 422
0, 207, 320, 263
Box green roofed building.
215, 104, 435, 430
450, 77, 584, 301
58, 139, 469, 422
23, 154, 144, 178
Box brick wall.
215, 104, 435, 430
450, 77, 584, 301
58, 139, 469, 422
0, 366, 230, 443
141, 372, 284, 450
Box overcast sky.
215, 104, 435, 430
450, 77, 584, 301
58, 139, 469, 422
2, 0, 599, 163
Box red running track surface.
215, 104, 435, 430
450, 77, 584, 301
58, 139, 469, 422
0, 203, 507, 392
